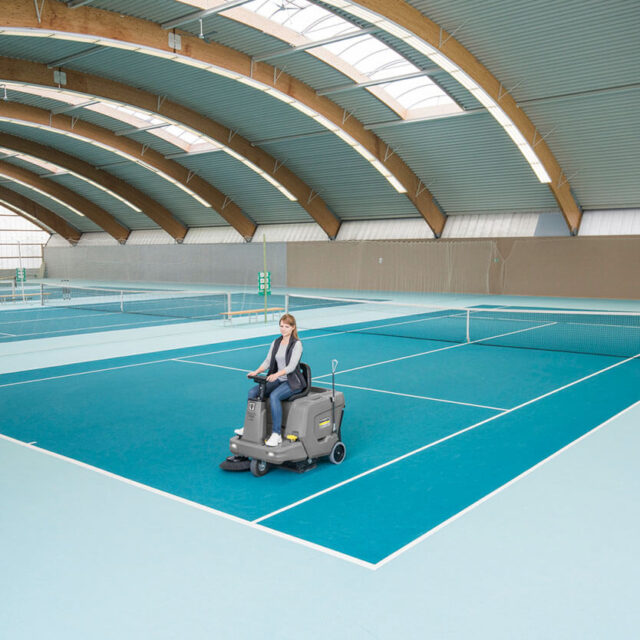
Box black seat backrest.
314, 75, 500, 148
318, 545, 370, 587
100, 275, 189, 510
286, 362, 311, 402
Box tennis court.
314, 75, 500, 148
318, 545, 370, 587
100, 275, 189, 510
3, 296, 638, 567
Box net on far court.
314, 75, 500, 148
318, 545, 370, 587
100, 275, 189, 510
284, 293, 640, 359
40, 283, 231, 320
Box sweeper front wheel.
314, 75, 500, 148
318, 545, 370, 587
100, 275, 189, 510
250, 458, 270, 477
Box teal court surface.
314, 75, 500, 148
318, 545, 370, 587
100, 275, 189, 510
2, 293, 640, 570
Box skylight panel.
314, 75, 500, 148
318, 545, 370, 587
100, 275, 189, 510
235, 0, 458, 116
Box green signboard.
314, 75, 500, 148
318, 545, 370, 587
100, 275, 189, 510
15, 268, 26, 283
258, 271, 271, 295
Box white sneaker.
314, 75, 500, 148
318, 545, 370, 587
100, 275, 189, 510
265, 433, 282, 447
234, 428, 244, 436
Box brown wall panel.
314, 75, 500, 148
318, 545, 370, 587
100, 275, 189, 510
287, 240, 495, 294
288, 236, 640, 299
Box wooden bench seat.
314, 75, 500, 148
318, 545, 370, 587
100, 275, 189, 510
221, 306, 284, 323
0, 291, 47, 303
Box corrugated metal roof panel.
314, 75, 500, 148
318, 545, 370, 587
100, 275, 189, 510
408, 0, 640, 101
0, 88, 68, 113
176, 152, 309, 225
523, 89, 640, 210
258, 134, 420, 220
49, 174, 154, 230
0, 121, 123, 168
0, 180, 100, 233
0, 34, 89, 63
104, 162, 227, 227
68, 47, 326, 142
371, 112, 558, 214
0, 121, 217, 228
86, 0, 188, 23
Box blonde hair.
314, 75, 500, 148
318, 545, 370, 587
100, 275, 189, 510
279, 313, 298, 340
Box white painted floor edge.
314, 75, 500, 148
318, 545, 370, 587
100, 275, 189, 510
1, 382, 639, 639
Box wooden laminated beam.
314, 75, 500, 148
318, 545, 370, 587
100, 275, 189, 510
0, 57, 339, 238
0, 160, 129, 242
1, 0, 445, 235
0, 101, 255, 238
348, 0, 583, 233
0, 130, 188, 242
0, 185, 82, 243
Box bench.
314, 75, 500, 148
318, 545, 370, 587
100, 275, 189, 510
221, 307, 284, 324
0, 291, 47, 303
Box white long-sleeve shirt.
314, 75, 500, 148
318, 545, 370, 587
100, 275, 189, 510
260, 339, 303, 382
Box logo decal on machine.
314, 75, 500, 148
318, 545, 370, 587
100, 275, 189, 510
319, 417, 331, 429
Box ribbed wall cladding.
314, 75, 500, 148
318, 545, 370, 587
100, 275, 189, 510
580, 210, 640, 236
253, 223, 330, 243
46, 234, 73, 248
183, 227, 245, 244
125, 230, 176, 245
337, 219, 434, 240
443, 213, 540, 238
77, 233, 119, 246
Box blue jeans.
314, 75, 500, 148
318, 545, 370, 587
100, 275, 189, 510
248, 380, 294, 435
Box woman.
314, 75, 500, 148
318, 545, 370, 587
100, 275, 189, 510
235, 313, 304, 446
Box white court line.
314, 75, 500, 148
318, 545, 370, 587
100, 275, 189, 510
0, 317, 560, 393
375, 396, 640, 569
0, 310, 117, 325
252, 352, 639, 527
0, 340, 275, 390
0, 433, 374, 571
314, 321, 558, 379
0, 332, 16, 337
313, 380, 507, 412
172, 360, 506, 410
173, 359, 248, 374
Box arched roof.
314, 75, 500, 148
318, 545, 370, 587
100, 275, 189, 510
0, 0, 638, 241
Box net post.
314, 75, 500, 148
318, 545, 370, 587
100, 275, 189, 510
466, 309, 470, 342
40, 283, 44, 306
120, 290, 124, 312
227, 292, 232, 316
285, 293, 289, 314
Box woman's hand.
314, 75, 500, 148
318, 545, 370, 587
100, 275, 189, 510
247, 369, 259, 378
266, 373, 279, 382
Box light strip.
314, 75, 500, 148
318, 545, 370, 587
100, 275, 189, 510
0, 175, 86, 217
3, 81, 299, 201
0, 27, 407, 193
0, 117, 213, 207
320, 1, 551, 183
0, 148, 143, 211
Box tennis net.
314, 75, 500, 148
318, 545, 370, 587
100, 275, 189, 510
41, 284, 231, 320
284, 293, 640, 358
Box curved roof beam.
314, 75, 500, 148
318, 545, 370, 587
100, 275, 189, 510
321, 0, 583, 233
0, 57, 340, 239
0, 161, 127, 241
1, 0, 445, 235
0, 186, 81, 242
0, 101, 256, 238
0, 132, 188, 242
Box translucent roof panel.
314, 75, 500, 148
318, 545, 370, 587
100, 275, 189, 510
1, 83, 219, 153
232, 0, 461, 118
